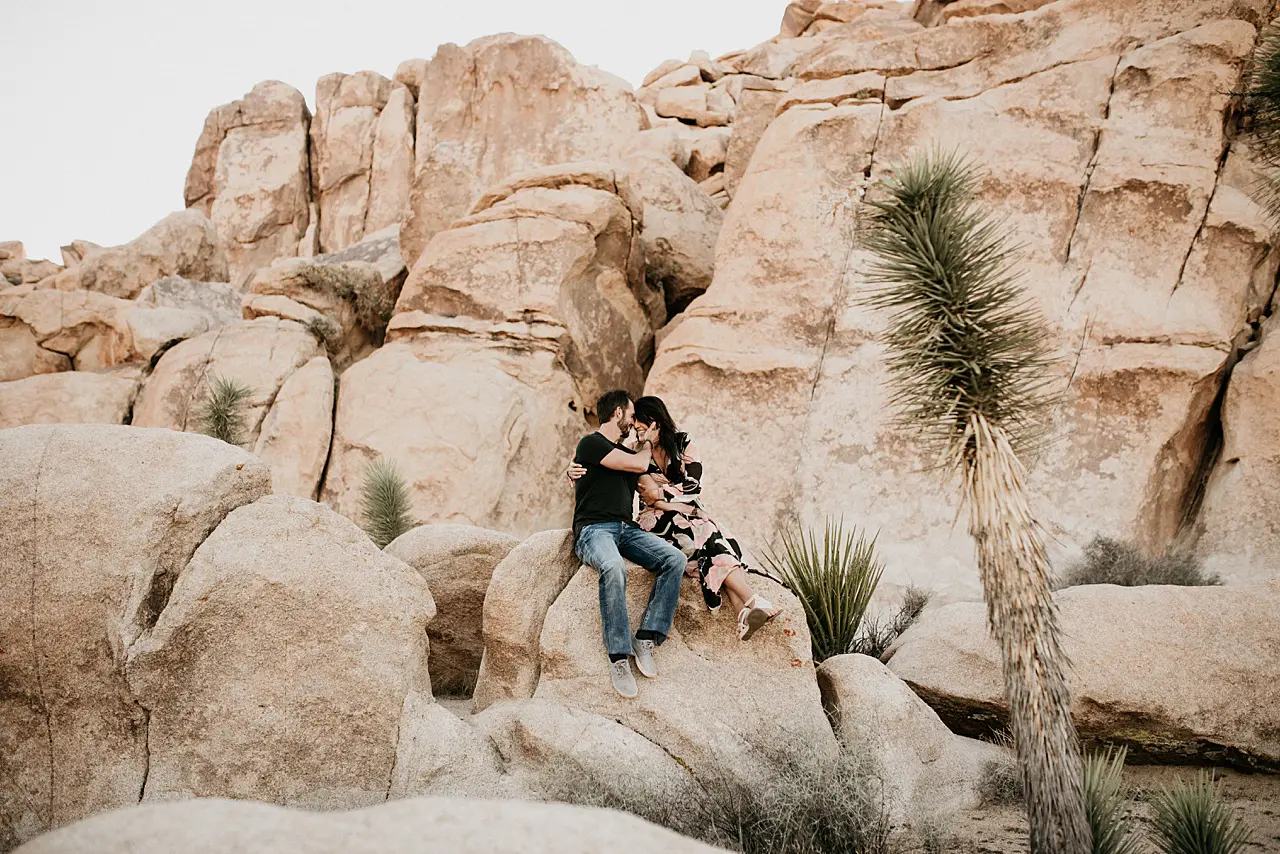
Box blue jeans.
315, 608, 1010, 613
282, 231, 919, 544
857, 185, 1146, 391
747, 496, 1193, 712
574, 522, 687, 657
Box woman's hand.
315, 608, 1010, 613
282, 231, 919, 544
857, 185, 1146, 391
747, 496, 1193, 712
565, 462, 586, 483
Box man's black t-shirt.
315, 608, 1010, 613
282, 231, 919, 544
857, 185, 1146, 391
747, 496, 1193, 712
572, 432, 638, 538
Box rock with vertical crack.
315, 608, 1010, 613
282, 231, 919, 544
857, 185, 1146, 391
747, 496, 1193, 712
0, 425, 270, 850
131, 318, 323, 461
644, 0, 1271, 602
184, 81, 312, 285
124, 495, 435, 807
385, 524, 520, 696
400, 34, 645, 266
886, 580, 1280, 770
252, 356, 334, 500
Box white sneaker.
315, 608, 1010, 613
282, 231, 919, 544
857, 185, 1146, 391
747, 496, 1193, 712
610, 658, 638, 698
738, 595, 779, 641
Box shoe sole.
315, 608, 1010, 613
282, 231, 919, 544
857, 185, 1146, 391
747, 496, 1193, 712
614, 686, 638, 699
740, 608, 776, 641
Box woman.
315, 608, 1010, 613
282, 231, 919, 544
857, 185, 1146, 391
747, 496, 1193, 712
630, 395, 782, 641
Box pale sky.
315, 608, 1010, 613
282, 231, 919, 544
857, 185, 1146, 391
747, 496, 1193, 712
1, 0, 789, 263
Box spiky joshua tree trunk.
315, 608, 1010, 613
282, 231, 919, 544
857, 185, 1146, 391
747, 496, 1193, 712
860, 151, 1090, 853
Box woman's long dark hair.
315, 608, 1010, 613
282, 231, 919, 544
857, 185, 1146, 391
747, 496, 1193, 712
634, 396, 684, 483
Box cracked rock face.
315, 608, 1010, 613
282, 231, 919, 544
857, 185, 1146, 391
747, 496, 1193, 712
124, 495, 435, 809
0, 370, 141, 429
399, 34, 646, 267
644, 0, 1276, 600
0, 425, 270, 850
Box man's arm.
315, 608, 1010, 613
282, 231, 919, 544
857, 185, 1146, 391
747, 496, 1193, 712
600, 441, 652, 473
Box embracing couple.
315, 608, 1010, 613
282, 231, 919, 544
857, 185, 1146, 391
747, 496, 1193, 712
567, 389, 781, 698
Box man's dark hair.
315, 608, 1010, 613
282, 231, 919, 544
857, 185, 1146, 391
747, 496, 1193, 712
595, 389, 632, 425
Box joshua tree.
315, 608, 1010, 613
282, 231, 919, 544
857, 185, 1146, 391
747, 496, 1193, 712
193, 374, 253, 446
1242, 26, 1280, 225
360, 457, 412, 548
859, 150, 1090, 853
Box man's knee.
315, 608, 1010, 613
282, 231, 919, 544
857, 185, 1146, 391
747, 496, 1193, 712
593, 559, 627, 587
659, 545, 687, 574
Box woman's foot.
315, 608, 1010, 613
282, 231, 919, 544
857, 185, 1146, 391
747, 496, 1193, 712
737, 595, 779, 641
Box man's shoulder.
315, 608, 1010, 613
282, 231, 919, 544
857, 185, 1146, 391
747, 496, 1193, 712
577, 432, 609, 452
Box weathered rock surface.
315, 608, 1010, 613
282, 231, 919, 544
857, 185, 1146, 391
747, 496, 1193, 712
125, 495, 435, 806
310, 72, 415, 253
184, 81, 312, 284
136, 276, 242, 330
472, 530, 582, 712
534, 560, 834, 785
886, 580, 1280, 770
13, 796, 723, 854
400, 34, 645, 266
0, 369, 140, 429
131, 318, 323, 449
385, 524, 520, 695
70, 211, 228, 299
314, 224, 408, 293
473, 698, 701, 806
1, 289, 137, 380
0, 425, 271, 850
59, 240, 101, 269
624, 153, 723, 312
251, 356, 334, 499
818, 654, 1005, 824
387, 697, 505, 799
645, 0, 1273, 601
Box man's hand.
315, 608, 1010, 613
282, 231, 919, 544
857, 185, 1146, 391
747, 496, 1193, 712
565, 462, 587, 482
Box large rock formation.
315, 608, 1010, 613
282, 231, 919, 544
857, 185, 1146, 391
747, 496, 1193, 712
399, 34, 645, 265
65, 210, 228, 299
886, 579, 1280, 770
310, 72, 415, 253
534, 558, 835, 786
385, 524, 520, 695
644, 0, 1275, 600
13, 796, 723, 854
0, 370, 140, 429
321, 163, 660, 536
0, 426, 271, 849
125, 496, 435, 806
184, 81, 312, 284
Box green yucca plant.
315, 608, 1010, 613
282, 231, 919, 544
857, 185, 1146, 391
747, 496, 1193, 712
1083, 748, 1139, 854
1242, 26, 1280, 225
1150, 772, 1252, 854
360, 458, 413, 548
193, 374, 253, 446
761, 517, 883, 662
860, 150, 1089, 854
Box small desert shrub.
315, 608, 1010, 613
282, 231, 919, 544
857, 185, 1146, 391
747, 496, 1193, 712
1056, 536, 1220, 589
304, 314, 343, 353
193, 374, 253, 446
544, 746, 892, 854
300, 262, 393, 339
850, 584, 932, 659
1150, 772, 1252, 854
360, 458, 412, 548
1083, 747, 1140, 854
762, 518, 884, 662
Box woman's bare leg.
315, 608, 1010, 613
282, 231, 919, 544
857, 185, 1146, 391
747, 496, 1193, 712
719, 566, 753, 614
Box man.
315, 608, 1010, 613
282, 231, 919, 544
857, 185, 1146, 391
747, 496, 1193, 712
571, 388, 688, 698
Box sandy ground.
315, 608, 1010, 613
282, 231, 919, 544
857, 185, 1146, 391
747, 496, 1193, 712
946, 766, 1280, 854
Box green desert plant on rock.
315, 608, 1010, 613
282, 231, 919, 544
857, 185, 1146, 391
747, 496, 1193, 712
1057, 536, 1220, 589
1150, 772, 1252, 854
360, 458, 413, 548
193, 373, 253, 446
1083, 747, 1140, 854
762, 518, 884, 662
860, 149, 1090, 853
1242, 26, 1280, 225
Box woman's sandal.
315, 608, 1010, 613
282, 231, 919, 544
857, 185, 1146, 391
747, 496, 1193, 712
737, 594, 780, 641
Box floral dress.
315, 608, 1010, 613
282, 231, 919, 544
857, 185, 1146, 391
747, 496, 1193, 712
636, 432, 780, 612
